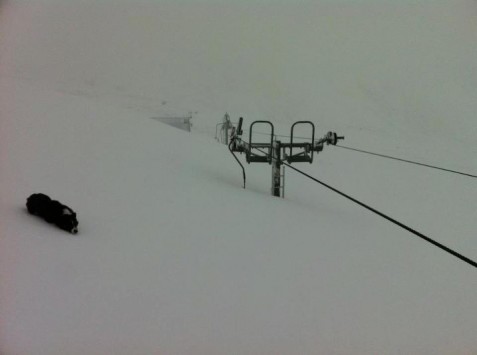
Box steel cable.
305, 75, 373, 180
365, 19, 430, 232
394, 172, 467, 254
335, 144, 477, 179
240, 138, 477, 269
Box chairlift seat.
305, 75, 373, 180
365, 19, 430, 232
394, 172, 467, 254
289, 121, 315, 164
248, 155, 270, 163
247, 120, 274, 164
287, 154, 312, 163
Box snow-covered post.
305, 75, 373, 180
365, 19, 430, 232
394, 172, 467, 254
223, 113, 231, 145
271, 140, 282, 197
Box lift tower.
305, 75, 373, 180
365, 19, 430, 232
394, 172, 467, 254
229, 117, 344, 197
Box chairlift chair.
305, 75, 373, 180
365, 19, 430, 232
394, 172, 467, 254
246, 121, 274, 164
286, 121, 315, 163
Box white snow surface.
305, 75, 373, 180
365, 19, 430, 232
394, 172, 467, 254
1, 1, 477, 354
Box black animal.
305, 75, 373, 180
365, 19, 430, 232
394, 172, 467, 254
26, 193, 79, 234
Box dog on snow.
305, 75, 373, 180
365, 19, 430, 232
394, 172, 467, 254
26, 193, 79, 234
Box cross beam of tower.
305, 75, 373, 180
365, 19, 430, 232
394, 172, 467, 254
229, 117, 344, 197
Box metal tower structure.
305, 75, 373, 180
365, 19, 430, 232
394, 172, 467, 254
229, 117, 344, 197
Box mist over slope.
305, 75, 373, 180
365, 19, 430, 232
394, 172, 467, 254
2, 1, 477, 143
1, 1, 477, 354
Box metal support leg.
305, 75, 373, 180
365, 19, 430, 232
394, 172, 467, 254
272, 140, 281, 197
281, 165, 285, 198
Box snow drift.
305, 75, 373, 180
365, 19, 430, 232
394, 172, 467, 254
1, 1, 477, 354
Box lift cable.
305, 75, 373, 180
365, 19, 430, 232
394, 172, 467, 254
243, 139, 477, 269
284, 162, 477, 269
335, 144, 477, 179
235, 128, 477, 179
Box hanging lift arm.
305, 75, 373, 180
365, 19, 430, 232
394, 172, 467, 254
229, 139, 246, 189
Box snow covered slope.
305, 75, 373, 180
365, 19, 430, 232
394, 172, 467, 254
1, 1, 477, 354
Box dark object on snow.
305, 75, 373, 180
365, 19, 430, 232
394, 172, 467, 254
26, 193, 79, 234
